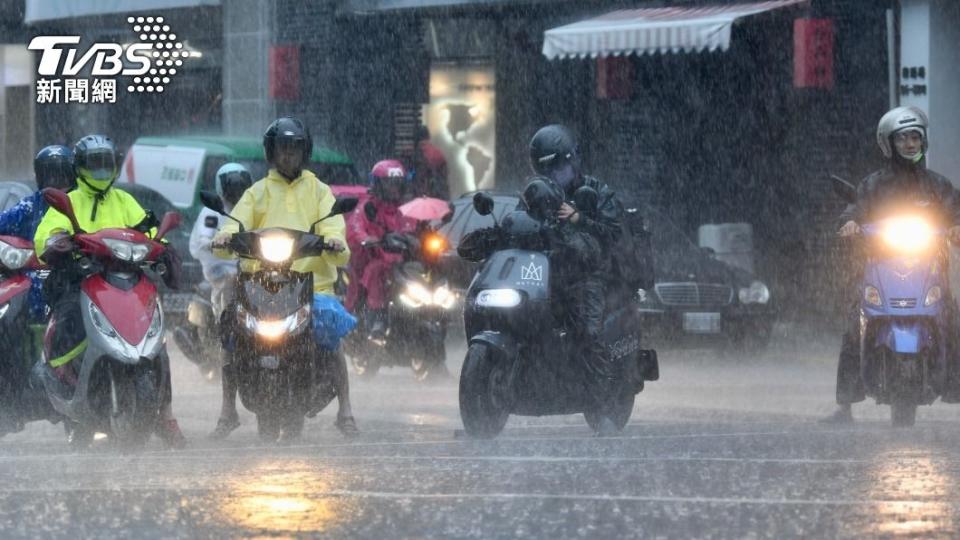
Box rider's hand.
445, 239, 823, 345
949, 226, 960, 245
326, 238, 345, 252
211, 232, 231, 249
558, 203, 580, 224
838, 220, 861, 237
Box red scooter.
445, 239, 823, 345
38, 188, 181, 448
0, 235, 58, 433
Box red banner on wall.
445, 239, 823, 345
793, 18, 834, 90
596, 56, 633, 100
269, 45, 300, 101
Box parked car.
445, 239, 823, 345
118, 136, 361, 225
438, 192, 775, 352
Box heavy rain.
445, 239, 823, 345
0, 0, 959, 538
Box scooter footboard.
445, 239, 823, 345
873, 319, 935, 354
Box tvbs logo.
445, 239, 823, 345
29, 36, 151, 77
28, 15, 191, 104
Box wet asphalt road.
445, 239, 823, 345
3, 332, 960, 539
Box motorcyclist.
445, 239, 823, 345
33, 134, 187, 448
527, 124, 625, 435
0, 145, 75, 433
822, 106, 960, 424
188, 162, 252, 439
343, 159, 417, 340
213, 117, 360, 437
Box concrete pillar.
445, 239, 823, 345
222, 0, 274, 137
900, 0, 960, 183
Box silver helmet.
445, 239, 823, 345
877, 106, 928, 158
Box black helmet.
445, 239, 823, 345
521, 176, 564, 222
263, 116, 312, 166
34, 145, 75, 191
73, 134, 119, 190
529, 124, 581, 177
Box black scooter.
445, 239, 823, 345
200, 192, 358, 443
457, 192, 658, 438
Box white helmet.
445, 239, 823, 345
877, 106, 928, 158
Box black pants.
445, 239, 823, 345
564, 276, 619, 411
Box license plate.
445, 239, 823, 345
259, 356, 280, 369
683, 312, 721, 334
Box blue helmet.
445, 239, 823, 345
34, 145, 75, 191
215, 162, 253, 206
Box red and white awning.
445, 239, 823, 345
542, 0, 809, 60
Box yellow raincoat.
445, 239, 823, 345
217, 169, 350, 294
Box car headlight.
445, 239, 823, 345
243, 304, 310, 340
476, 289, 522, 308
738, 281, 770, 305
259, 233, 295, 264
102, 238, 150, 262
881, 216, 933, 254
925, 286, 942, 306
864, 285, 882, 307
0, 240, 34, 270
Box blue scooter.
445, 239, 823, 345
857, 214, 952, 426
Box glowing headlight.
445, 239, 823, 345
738, 281, 770, 305
103, 238, 150, 262
865, 285, 882, 307
0, 240, 33, 270
925, 286, 942, 306
881, 216, 933, 254
476, 289, 522, 308
399, 282, 434, 308
259, 233, 295, 264
432, 285, 456, 310
244, 304, 311, 340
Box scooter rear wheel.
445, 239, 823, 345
459, 343, 509, 438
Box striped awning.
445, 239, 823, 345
542, 0, 809, 60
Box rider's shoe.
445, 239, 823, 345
335, 415, 360, 438
208, 414, 241, 440
157, 418, 187, 449
818, 406, 853, 425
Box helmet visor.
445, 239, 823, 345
80, 150, 116, 182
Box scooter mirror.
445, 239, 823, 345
199, 191, 226, 215
42, 188, 84, 234
155, 211, 182, 242
831, 175, 856, 204
330, 197, 359, 217
473, 192, 495, 216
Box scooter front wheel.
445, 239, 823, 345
891, 401, 917, 427
459, 343, 509, 438
584, 390, 635, 434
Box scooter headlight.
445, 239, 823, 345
0, 240, 34, 270
146, 304, 163, 339
925, 286, 943, 306
259, 233, 295, 264
400, 282, 434, 308
864, 285, 882, 307
243, 304, 311, 340
476, 289, 522, 308
103, 238, 150, 262
738, 281, 770, 305
881, 216, 933, 254
432, 285, 456, 310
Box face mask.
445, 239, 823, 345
550, 163, 577, 190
